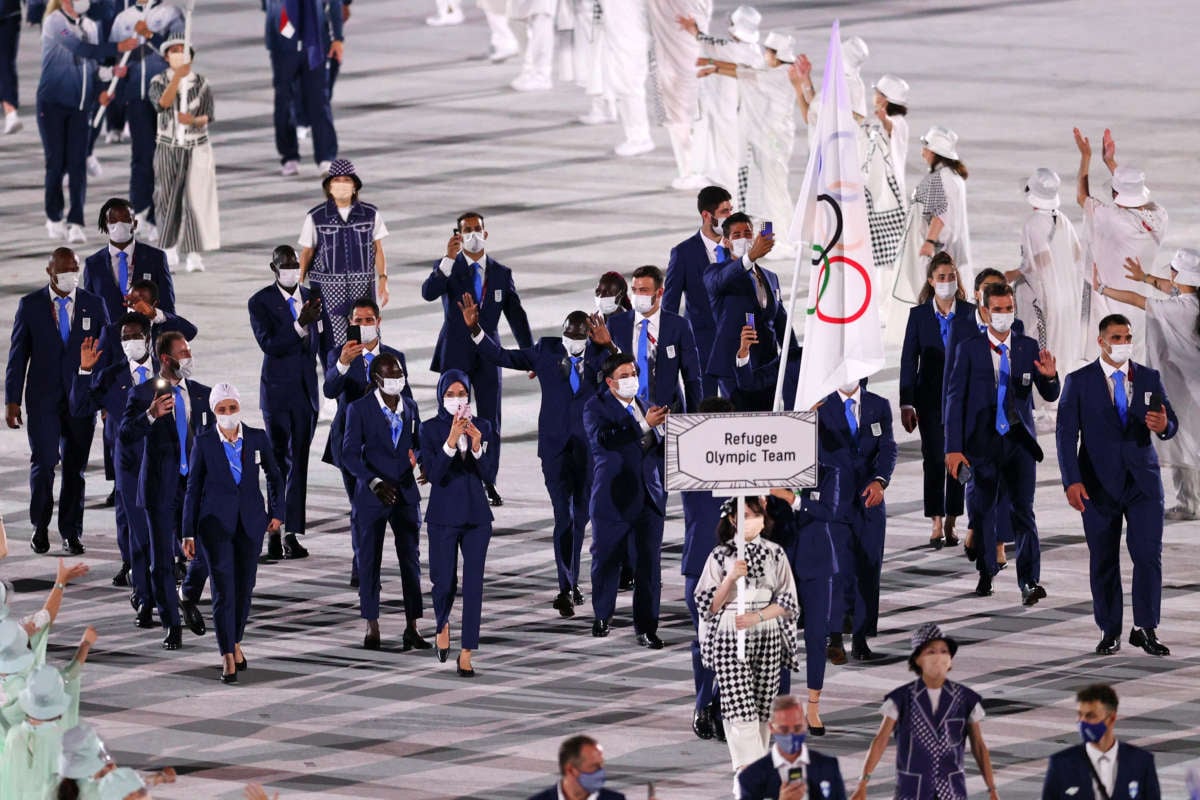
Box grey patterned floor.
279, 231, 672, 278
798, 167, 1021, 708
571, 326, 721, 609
1, 1, 1199, 797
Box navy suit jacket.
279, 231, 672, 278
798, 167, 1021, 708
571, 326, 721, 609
421, 254, 533, 373
418, 412, 499, 528
703, 256, 789, 378
941, 315, 1025, 412
118, 378, 212, 509
770, 467, 841, 580
321, 345, 411, 467
663, 231, 718, 344
944, 333, 1059, 462
1056, 360, 1177, 504
736, 747, 847, 800
817, 391, 897, 522
182, 426, 284, 544
681, 491, 724, 577
899, 299, 977, 412
583, 391, 666, 523
527, 787, 625, 800
733, 342, 803, 408
341, 391, 423, 517
607, 309, 703, 412
70, 356, 156, 475
82, 244, 176, 322
96, 311, 197, 358
247, 283, 333, 415
5, 287, 109, 409
1041, 742, 1160, 800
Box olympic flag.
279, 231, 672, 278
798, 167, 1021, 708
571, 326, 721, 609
774, 21, 885, 412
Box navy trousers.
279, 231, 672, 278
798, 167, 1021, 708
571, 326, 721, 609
0, 16, 18, 108
684, 573, 719, 712
144, 475, 186, 627
780, 574, 831, 694
36, 101, 89, 226
26, 402, 93, 540
122, 98, 158, 221
590, 504, 665, 635
917, 403, 963, 518
263, 405, 317, 535
270, 48, 337, 165
428, 522, 491, 650
542, 438, 590, 592
830, 513, 884, 639
1082, 477, 1163, 635
352, 500, 422, 623
118, 468, 153, 608
195, 521, 259, 655
972, 437, 1040, 589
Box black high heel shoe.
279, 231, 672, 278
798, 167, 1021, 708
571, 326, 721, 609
456, 653, 476, 678
220, 670, 238, 685
235, 655, 249, 672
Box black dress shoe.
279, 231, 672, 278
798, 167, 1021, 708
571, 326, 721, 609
851, 636, 883, 662
456, 653, 476, 677
692, 707, 715, 740
61, 537, 85, 555
485, 483, 503, 507
161, 626, 183, 650
552, 591, 576, 619
220, 670, 238, 685
929, 536, 944, 550
618, 565, 634, 592
265, 532, 284, 561
173, 559, 187, 583
963, 541, 979, 562
30, 528, 50, 554
943, 529, 960, 547
180, 597, 206, 636
1021, 583, 1047, 607
402, 628, 432, 651
363, 632, 381, 651
637, 632, 664, 650
129, 592, 142, 612
104, 489, 116, 507
708, 702, 726, 742
349, 571, 359, 588
236, 657, 249, 672
1095, 634, 1121, 655
592, 619, 610, 638
134, 603, 155, 629
571, 586, 584, 606
974, 572, 993, 596
283, 533, 309, 559
112, 562, 130, 587
1129, 627, 1170, 656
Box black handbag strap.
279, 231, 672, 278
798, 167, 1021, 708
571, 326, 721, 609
1083, 750, 1114, 800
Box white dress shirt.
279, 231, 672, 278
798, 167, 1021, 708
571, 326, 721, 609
557, 784, 598, 800
986, 330, 1012, 384
700, 227, 722, 263
1098, 357, 1134, 406
438, 252, 485, 278
623, 397, 653, 435
836, 388, 862, 423
128, 357, 153, 385
108, 239, 136, 292
767, 744, 809, 795
50, 286, 77, 327
633, 307, 661, 362
277, 282, 308, 338
1085, 740, 1119, 798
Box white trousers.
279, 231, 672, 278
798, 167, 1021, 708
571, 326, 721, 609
520, 13, 555, 80
724, 719, 769, 772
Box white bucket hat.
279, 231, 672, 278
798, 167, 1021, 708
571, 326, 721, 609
158, 35, 188, 58
762, 31, 795, 63
728, 6, 761, 44
1169, 248, 1200, 287
60, 723, 112, 780
921, 125, 960, 160
99, 767, 147, 800
873, 73, 909, 105
1110, 166, 1151, 208
1024, 168, 1061, 210
18, 664, 69, 721
0, 618, 34, 675
842, 35, 869, 70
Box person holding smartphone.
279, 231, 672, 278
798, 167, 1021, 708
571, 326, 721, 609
736, 694, 846, 800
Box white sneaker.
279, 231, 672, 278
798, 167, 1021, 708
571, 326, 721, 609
67, 224, 87, 244
317, 160, 332, 177
185, 252, 205, 272
671, 174, 709, 191
510, 73, 553, 92
135, 213, 159, 243
579, 98, 616, 125
296, 126, 310, 141
489, 43, 519, 62
3, 111, 22, 135
614, 137, 655, 157
121, 123, 131, 142
164, 246, 179, 267
104, 130, 120, 145
87, 155, 103, 177
1165, 505, 1198, 521
281, 159, 300, 177
46, 219, 67, 240
425, 8, 463, 25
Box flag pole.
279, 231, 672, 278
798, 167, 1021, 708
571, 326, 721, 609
771, 242, 807, 412
736, 494, 747, 661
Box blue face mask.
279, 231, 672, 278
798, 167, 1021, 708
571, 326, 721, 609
577, 767, 606, 793
1079, 719, 1108, 744
773, 732, 807, 754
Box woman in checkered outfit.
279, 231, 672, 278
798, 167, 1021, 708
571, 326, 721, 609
694, 495, 800, 772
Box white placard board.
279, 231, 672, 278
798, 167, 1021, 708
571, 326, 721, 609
664, 411, 818, 492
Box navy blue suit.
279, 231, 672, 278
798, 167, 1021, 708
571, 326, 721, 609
945, 332, 1059, 589
607, 309, 703, 413
733, 342, 803, 410
818, 390, 896, 639
5, 286, 107, 541
422, 253, 533, 472
583, 390, 666, 635
899, 299, 976, 518
82, 243, 175, 322
527, 787, 626, 800
248, 282, 332, 536
663, 231, 721, 398
321, 344, 411, 481
736, 747, 847, 800
342, 391, 424, 624
681, 490, 723, 713
418, 370, 499, 651
1057, 360, 1177, 636
119, 378, 211, 627
263, 0, 340, 165
1041, 742, 1160, 800
182, 426, 284, 655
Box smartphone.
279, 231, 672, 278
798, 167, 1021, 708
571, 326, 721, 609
346, 325, 362, 343
745, 312, 756, 327
787, 767, 804, 784
457, 402, 472, 420
1149, 392, 1163, 413
153, 378, 172, 398
957, 463, 974, 485
761, 220, 774, 236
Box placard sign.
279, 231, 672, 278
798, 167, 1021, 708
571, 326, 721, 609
664, 411, 818, 492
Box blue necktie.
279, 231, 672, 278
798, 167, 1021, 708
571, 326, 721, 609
636, 319, 650, 403
715, 245, 727, 262
135, 366, 149, 385
173, 386, 189, 475
995, 344, 1010, 435
844, 397, 858, 439
55, 297, 71, 344
938, 311, 955, 349
626, 404, 637, 420
117, 250, 129, 294
287, 297, 299, 321
382, 405, 403, 447
363, 351, 374, 379
473, 263, 483, 303
569, 356, 581, 394
223, 439, 242, 485
978, 322, 987, 333
1113, 370, 1128, 426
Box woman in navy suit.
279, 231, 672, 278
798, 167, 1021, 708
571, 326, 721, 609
419, 368, 498, 678
181, 383, 284, 684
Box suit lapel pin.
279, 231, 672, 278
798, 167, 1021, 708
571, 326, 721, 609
1129, 780, 1139, 798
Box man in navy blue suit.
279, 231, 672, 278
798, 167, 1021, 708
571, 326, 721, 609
341, 354, 430, 652
422, 211, 534, 507
248, 245, 332, 560
945, 283, 1060, 602
663, 185, 734, 399
82, 198, 175, 323
583, 353, 668, 647
703, 212, 787, 411
5, 247, 108, 555
1056, 314, 1177, 656
525, 735, 627, 800
119, 330, 212, 649
463, 298, 608, 618
600, 265, 703, 413
1041, 684, 1160, 799
736, 695, 846, 800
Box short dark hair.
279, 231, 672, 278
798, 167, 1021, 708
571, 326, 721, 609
982, 283, 1014, 307
558, 735, 598, 775
456, 211, 485, 229
886, 101, 908, 117
351, 297, 380, 319
1099, 313, 1132, 334
631, 265, 664, 289
118, 312, 151, 336
697, 185, 731, 216
723, 211, 753, 235
129, 278, 159, 305
973, 268, 1005, 292
564, 310, 590, 328
1076, 684, 1119, 714
716, 496, 777, 545
157, 330, 186, 358
601, 352, 636, 379
96, 197, 134, 233
699, 396, 735, 413
369, 352, 402, 379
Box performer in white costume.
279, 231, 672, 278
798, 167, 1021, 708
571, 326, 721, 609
872, 74, 910, 201
596, 0, 654, 156
648, 0, 709, 189
575, 0, 616, 125
510, 0, 558, 91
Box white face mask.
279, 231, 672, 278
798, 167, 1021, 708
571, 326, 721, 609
121, 339, 148, 363
839, 381, 860, 395
712, 215, 729, 235
54, 271, 79, 293
919, 652, 952, 680
1106, 343, 1133, 364
630, 293, 657, 315
462, 231, 485, 252
72, 0, 91, 14
443, 397, 469, 416
562, 337, 587, 357
730, 238, 751, 259
933, 280, 958, 299
381, 377, 406, 397
108, 221, 134, 243
595, 295, 619, 316
742, 515, 765, 540
167, 51, 187, 70
216, 412, 240, 431
175, 356, 194, 380
276, 268, 300, 290
362, 325, 380, 345
329, 183, 355, 204
614, 376, 639, 400
989, 313, 1015, 334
